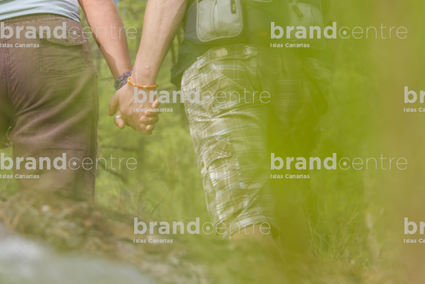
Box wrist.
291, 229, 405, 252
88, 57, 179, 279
114, 71, 132, 91
127, 76, 158, 90
132, 67, 157, 86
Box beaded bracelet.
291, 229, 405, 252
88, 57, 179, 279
114, 71, 132, 91
127, 77, 158, 89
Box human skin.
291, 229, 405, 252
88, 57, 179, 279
108, 0, 187, 134
80, 0, 160, 133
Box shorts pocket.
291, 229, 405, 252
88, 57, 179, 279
195, 58, 259, 117
183, 62, 254, 119
38, 28, 88, 74
197, 136, 242, 216
209, 71, 256, 117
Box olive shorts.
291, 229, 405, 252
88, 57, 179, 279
0, 15, 98, 200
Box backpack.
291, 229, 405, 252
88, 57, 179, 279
184, 0, 327, 50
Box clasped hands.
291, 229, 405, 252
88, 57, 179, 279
108, 83, 160, 135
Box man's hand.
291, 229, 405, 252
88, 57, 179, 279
108, 83, 161, 135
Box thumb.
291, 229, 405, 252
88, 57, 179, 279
109, 94, 119, 116
152, 98, 161, 109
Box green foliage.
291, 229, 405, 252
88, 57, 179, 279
0, 1, 407, 282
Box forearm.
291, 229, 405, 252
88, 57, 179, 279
79, 0, 132, 78
131, 0, 188, 85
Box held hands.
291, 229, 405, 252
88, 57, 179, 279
108, 83, 161, 135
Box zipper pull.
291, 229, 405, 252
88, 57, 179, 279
231, 0, 237, 14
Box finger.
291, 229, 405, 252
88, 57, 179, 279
136, 123, 147, 132
115, 118, 126, 129
139, 124, 155, 135
130, 124, 143, 132
152, 99, 161, 109
113, 111, 126, 129
143, 99, 161, 117
142, 124, 155, 135
114, 111, 125, 129
109, 94, 119, 116
146, 124, 156, 132
140, 116, 159, 125
142, 128, 153, 135
145, 108, 161, 117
